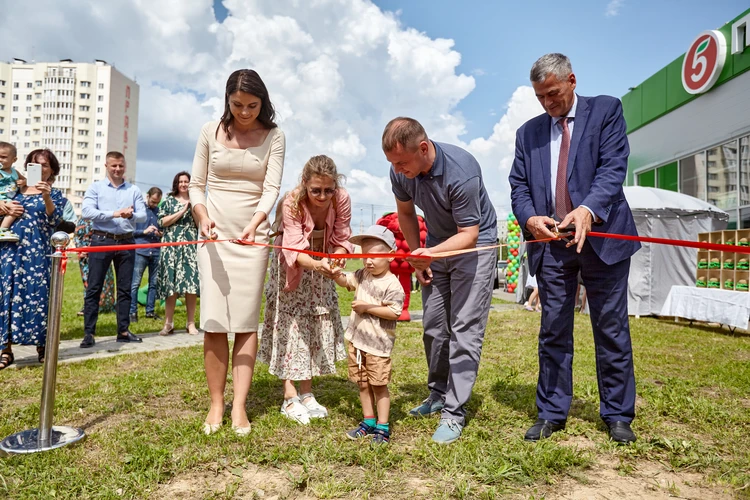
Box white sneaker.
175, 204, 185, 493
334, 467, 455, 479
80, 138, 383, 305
300, 393, 328, 418
0, 230, 19, 242
280, 396, 311, 425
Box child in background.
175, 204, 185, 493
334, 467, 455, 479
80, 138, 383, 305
0, 142, 22, 242
335, 225, 405, 444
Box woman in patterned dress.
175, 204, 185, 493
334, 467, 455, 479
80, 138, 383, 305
74, 218, 117, 315
156, 171, 200, 336
259, 155, 352, 425
0, 149, 65, 369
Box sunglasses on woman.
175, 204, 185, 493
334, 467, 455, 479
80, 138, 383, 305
309, 187, 336, 197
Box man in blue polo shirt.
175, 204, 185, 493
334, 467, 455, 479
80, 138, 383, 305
383, 117, 498, 444
80, 151, 146, 348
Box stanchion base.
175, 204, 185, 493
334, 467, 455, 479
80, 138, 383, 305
0, 426, 86, 455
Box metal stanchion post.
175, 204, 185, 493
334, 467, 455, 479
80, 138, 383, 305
0, 232, 86, 455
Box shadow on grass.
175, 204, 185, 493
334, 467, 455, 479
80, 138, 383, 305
247, 373, 363, 420
490, 378, 602, 426
649, 317, 750, 338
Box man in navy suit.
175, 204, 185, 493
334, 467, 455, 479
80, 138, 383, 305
509, 53, 640, 444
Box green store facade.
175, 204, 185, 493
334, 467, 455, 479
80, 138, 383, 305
624, 7, 750, 228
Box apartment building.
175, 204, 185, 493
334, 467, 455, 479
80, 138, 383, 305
0, 59, 139, 213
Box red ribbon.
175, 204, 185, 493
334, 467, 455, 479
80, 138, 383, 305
59, 231, 745, 262
587, 231, 750, 254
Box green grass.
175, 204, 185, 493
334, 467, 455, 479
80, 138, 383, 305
2, 307, 749, 498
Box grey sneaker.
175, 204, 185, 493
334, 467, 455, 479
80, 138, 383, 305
408, 398, 444, 417
432, 418, 463, 444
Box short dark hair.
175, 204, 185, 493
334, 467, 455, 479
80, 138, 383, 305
170, 171, 191, 197
382, 117, 428, 153
0, 141, 17, 158
106, 151, 125, 161
218, 69, 277, 141
25, 149, 60, 182
146, 186, 163, 197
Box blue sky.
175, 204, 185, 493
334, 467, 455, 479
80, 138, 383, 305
5, 0, 746, 227
214, 0, 749, 139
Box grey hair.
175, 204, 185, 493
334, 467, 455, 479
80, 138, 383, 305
530, 53, 573, 83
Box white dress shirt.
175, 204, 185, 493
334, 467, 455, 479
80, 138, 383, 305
549, 94, 595, 221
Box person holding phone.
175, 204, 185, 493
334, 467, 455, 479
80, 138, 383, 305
383, 117, 498, 444
155, 172, 200, 336
80, 151, 146, 349
0, 148, 65, 369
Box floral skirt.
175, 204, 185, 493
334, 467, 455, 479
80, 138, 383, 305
258, 251, 345, 380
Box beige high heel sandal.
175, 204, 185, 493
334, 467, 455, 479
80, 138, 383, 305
159, 323, 174, 336
202, 422, 222, 435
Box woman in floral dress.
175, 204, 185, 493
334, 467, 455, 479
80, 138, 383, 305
156, 171, 200, 336
259, 155, 352, 425
0, 149, 65, 369
74, 217, 117, 315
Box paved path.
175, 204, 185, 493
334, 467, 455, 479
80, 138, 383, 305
8, 298, 519, 369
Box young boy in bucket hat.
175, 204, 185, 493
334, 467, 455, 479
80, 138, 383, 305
335, 225, 405, 444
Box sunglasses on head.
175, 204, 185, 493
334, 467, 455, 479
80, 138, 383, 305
309, 187, 336, 196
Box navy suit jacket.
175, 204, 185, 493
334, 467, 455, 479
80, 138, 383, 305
509, 95, 640, 276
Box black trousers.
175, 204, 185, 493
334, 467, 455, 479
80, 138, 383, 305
83, 234, 135, 336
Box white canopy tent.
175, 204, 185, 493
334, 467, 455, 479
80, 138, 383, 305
517, 187, 728, 316
624, 186, 728, 316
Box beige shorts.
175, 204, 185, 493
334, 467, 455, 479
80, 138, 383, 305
347, 343, 392, 386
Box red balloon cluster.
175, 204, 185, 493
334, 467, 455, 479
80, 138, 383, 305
375, 212, 427, 321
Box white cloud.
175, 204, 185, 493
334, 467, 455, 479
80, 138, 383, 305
605, 0, 624, 18
0, 0, 543, 220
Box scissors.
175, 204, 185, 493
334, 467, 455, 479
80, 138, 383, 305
553, 222, 574, 240
201, 231, 218, 248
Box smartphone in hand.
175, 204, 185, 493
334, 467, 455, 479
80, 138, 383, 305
26, 163, 42, 186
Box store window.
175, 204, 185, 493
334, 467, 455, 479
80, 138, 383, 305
726, 209, 738, 230
706, 140, 738, 210
637, 169, 655, 187
656, 162, 678, 192
740, 136, 750, 207
740, 208, 750, 229
680, 152, 706, 202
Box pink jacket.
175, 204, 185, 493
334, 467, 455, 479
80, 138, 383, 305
276, 188, 353, 292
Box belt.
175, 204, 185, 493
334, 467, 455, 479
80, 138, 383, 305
92, 230, 133, 241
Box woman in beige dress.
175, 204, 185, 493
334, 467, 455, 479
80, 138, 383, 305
189, 69, 285, 435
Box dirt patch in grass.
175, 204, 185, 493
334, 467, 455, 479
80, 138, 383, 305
553, 460, 735, 500
154, 463, 314, 499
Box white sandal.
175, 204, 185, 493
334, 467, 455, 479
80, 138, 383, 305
280, 396, 311, 425
300, 393, 328, 418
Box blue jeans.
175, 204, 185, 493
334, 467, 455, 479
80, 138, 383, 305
130, 253, 159, 315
